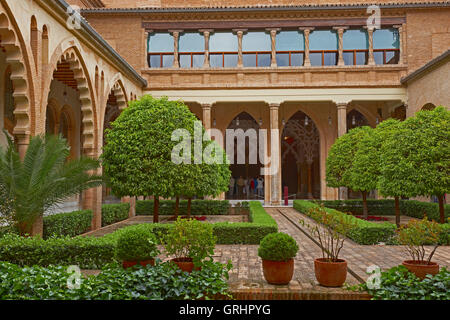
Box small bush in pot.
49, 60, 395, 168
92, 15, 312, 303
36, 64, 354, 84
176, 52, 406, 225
300, 205, 355, 287
115, 228, 160, 269
258, 232, 299, 285
162, 218, 216, 273
398, 217, 442, 279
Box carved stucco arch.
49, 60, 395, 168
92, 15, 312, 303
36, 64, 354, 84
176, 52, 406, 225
43, 39, 98, 155
0, 9, 31, 139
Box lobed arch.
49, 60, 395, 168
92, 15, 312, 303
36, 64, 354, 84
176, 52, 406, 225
0, 8, 32, 141
43, 39, 98, 156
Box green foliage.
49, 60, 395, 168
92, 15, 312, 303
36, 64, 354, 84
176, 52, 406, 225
0, 202, 277, 267
101, 95, 231, 204
43, 210, 92, 239
326, 126, 373, 189
102, 203, 130, 227
0, 261, 232, 300
400, 200, 450, 222
397, 218, 442, 262
115, 228, 160, 261
0, 133, 102, 235
294, 200, 396, 245
258, 232, 299, 262
0, 233, 115, 269
136, 199, 230, 216
162, 218, 216, 266
379, 107, 450, 199
360, 266, 450, 300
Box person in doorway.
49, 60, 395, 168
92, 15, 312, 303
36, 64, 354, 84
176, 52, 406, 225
256, 176, 264, 198
244, 177, 250, 199
250, 178, 255, 199
253, 177, 258, 197
237, 176, 245, 198
229, 176, 235, 199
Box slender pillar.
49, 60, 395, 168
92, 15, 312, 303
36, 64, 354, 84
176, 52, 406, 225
299, 27, 314, 67
393, 24, 404, 65
202, 103, 212, 131
200, 29, 213, 68
307, 160, 314, 199
169, 30, 182, 68
82, 155, 102, 230
333, 26, 348, 66
15, 134, 29, 161
336, 102, 348, 200
144, 29, 152, 68
269, 103, 281, 205
233, 29, 247, 68
365, 26, 375, 66
296, 161, 302, 196
267, 28, 280, 67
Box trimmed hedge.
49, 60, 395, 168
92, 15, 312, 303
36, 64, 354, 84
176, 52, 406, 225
294, 200, 397, 245
0, 202, 277, 267
314, 199, 450, 221
136, 199, 230, 216
43, 210, 92, 239
102, 203, 130, 227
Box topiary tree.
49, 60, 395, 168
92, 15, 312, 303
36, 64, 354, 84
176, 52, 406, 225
326, 126, 373, 217
351, 119, 401, 223
379, 106, 450, 224
102, 95, 231, 223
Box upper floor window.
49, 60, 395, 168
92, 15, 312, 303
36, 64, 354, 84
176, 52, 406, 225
343, 29, 369, 65
309, 30, 338, 66
179, 32, 205, 68
276, 31, 304, 67
242, 31, 271, 67
210, 32, 238, 68
148, 33, 174, 68
373, 28, 400, 64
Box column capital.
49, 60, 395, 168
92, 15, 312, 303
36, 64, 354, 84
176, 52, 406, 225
232, 28, 248, 34
168, 29, 184, 34
336, 102, 349, 109
332, 26, 349, 31
145, 29, 153, 34
201, 103, 212, 109
269, 103, 280, 109
199, 29, 214, 33
266, 28, 281, 33
392, 24, 403, 29
299, 27, 315, 32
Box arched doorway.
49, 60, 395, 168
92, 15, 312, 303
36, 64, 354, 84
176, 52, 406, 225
281, 111, 320, 199
225, 112, 264, 200
347, 109, 368, 132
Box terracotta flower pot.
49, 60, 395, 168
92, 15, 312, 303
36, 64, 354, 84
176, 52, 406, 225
171, 258, 201, 273
314, 258, 347, 287
402, 260, 439, 280
262, 259, 294, 285
122, 259, 155, 269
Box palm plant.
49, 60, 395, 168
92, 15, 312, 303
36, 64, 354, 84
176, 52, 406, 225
0, 132, 103, 236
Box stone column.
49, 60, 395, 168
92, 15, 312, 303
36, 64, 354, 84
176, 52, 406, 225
200, 29, 213, 68
306, 160, 314, 199
269, 103, 281, 205
266, 28, 280, 67
169, 30, 182, 68
336, 102, 348, 200
144, 29, 152, 68
393, 24, 404, 65
299, 27, 314, 67
365, 26, 375, 66
14, 134, 29, 161
202, 103, 212, 131
333, 26, 348, 66
296, 161, 302, 196
233, 29, 247, 68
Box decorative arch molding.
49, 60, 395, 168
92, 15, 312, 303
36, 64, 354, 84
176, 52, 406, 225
105, 73, 128, 110
422, 103, 436, 111
0, 9, 31, 139
220, 106, 263, 133
44, 39, 97, 155
348, 104, 377, 127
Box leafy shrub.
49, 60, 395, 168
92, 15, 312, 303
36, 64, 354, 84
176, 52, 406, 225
43, 210, 92, 239
0, 260, 233, 300
162, 218, 216, 266
294, 200, 396, 245
115, 228, 159, 262
136, 199, 230, 216
400, 200, 450, 221
102, 203, 130, 227
360, 266, 450, 300
258, 232, 298, 262
0, 233, 115, 269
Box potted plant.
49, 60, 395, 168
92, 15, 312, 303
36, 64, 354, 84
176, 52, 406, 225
300, 206, 354, 287
115, 228, 160, 269
162, 218, 216, 273
398, 217, 442, 279
258, 232, 299, 285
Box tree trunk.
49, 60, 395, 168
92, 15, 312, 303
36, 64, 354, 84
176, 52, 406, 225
438, 195, 445, 224
31, 214, 44, 237
362, 191, 368, 220
394, 196, 400, 228
175, 196, 180, 219
187, 198, 192, 219
153, 196, 159, 223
